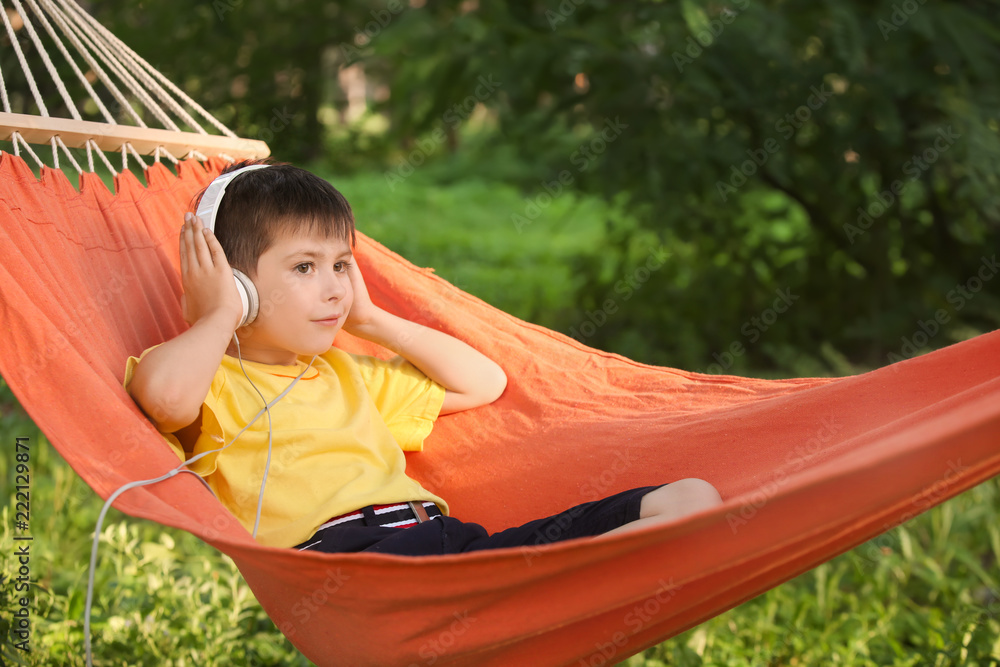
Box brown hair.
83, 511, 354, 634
192, 159, 357, 278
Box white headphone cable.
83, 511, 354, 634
84, 336, 317, 666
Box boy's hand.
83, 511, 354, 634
343, 257, 383, 335
337, 252, 507, 412
179, 212, 244, 330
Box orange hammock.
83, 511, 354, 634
1, 152, 998, 666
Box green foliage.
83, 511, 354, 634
85, 0, 376, 164
311, 165, 625, 331
0, 0, 395, 163
363, 0, 1000, 374
5, 0, 997, 374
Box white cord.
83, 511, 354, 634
86, 138, 117, 175
36, 0, 133, 125
54, 135, 83, 174
83, 334, 317, 666
232, 332, 276, 539
0, 0, 48, 115
42, 0, 147, 127
24, 0, 105, 121
63, 0, 239, 138
10, 0, 81, 119
54, 0, 171, 129
157, 146, 179, 165
0, 27, 11, 113
127, 142, 147, 170
61, 0, 208, 135
13, 132, 44, 167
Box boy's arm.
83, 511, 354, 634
128, 214, 243, 433
344, 262, 506, 415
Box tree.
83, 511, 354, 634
87, 0, 383, 162
368, 0, 1000, 373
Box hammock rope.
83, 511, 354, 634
154, 144, 180, 165
22, 0, 106, 121
34, 0, 146, 127
11, 127, 41, 163
0, 25, 11, 112
57, 0, 184, 131
2, 0, 50, 115
50, 133, 82, 171
45, 0, 150, 127
58, 0, 238, 138
0, 0, 267, 163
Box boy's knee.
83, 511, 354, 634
641, 478, 723, 520
674, 478, 723, 508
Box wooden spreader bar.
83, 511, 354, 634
0, 111, 270, 160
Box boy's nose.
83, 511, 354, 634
323, 270, 348, 300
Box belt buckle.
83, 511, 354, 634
408, 501, 430, 524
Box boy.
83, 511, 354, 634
124, 161, 722, 556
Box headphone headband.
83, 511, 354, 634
195, 164, 271, 232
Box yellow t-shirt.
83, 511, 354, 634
123, 346, 448, 548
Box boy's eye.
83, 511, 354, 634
334, 261, 352, 273
295, 262, 313, 274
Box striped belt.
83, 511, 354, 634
317, 501, 443, 531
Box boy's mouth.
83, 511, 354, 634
313, 315, 342, 326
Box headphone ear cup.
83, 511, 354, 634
231, 269, 259, 328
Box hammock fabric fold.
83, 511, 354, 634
1, 152, 998, 666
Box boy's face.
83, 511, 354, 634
232, 227, 354, 366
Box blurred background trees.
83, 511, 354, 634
7, 0, 999, 376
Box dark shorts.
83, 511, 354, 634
294, 485, 662, 556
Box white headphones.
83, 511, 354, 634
195, 164, 270, 328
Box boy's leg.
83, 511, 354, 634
599, 478, 722, 538
294, 481, 722, 556
459, 486, 660, 551
458, 480, 721, 552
